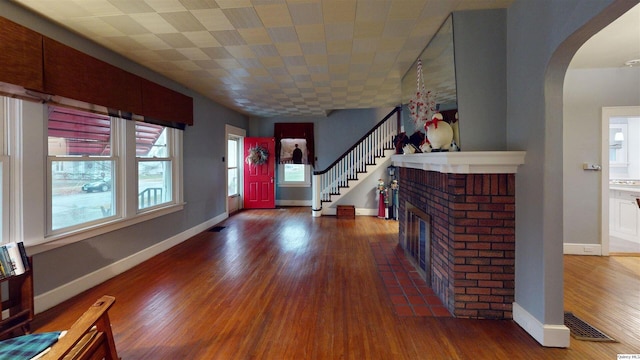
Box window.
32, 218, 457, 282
609, 122, 628, 166
46, 105, 184, 239
228, 137, 240, 196
0, 98, 8, 241
278, 138, 311, 187
136, 122, 174, 210
47, 107, 116, 232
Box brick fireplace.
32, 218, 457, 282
392, 152, 525, 320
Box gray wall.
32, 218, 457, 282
399, 9, 508, 152
0, 2, 249, 295
249, 107, 395, 205
506, 0, 633, 328
6, 0, 638, 338
454, 9, 508, 151
563, 67, 640, 246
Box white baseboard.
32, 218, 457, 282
563, 243, 602, 255
276, 200, 312, 206
512, 302, 570, 348
34, 212, 229, 314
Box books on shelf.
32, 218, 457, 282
0, 241, 30, 279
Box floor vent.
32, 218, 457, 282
208, 226, 226, 232
564, 312, 616, 342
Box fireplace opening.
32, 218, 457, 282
404, 202, 431, 285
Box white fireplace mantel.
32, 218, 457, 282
391, 151, 526, 174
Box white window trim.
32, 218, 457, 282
19, 102, 185, 255
135, 127, 180, 213
225, 124, 245, 213
277, 164, 311, 187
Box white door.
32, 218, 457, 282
226, 125, 246, 214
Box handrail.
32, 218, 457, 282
312, 106, 400, 216
313, 106, 401, 175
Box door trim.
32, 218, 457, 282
225, 124, 246, 215
601, 106, 640, 256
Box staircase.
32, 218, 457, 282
312, 107, 401, 217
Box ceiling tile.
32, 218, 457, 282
238, 28, 272, 45
12, 0, 518, 117
222, 7, 263, 29
211, 30, 246, 46
275, 43, 303, 57
107, 0, 155, 14
182, 31, 221, 47
154, 48, 189, 61
288, 2, 323, 25
300, 42, 326, 56
225, 45, 256, 59
190, 8, 234, 31
353, 22, 384, 38
254, 4, 293, 27
130, 34, 174, 50
143, 0, 187, 12
178, 0, 219, 11
100, 15, 152, 35
177, 48, 212, 60
295, 24, 325, 42
201, 46, 234, 59
215, 0, 252, 9
130, 13, 179, 33
159, 11, 207, 32
322, 1, 356, 23
268, 26, 299, 43
156, 33, 198, 48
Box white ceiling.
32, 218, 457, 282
570, 2, 640, 69
10, 1, 637, 118
11, 0, 513, 118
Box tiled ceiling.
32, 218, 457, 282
12, 0, 513, 118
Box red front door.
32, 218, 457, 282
243, 137, 275, 209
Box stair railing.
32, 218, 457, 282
312, 107, 401, 216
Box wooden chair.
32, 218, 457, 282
41, 295, 120, 360
0, 295, 120, 360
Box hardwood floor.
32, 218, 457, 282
32, 208, 640, 359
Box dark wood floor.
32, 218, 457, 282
32, 207, 640, 359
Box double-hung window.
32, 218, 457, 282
136, 122, 175, 211
47, 107, 117, 233
45, 104, 183, 241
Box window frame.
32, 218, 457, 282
46, 112, 121, 235
37, 104, 184, 247
135, 124, 181, 212
227, 136, 241, 197
0, 98, 9, 242
277, 164, 311, 187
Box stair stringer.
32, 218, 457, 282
320, 149, 395, 215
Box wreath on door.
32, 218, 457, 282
245, 145, 269, 166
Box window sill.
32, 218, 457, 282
277, 183, 311, 188
27, 202, 185, 255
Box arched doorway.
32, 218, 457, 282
559, 0, 640, 349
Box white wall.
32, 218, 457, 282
563, 67, 640, 247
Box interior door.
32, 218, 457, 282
244, 137, 275, 209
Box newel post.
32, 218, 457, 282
312, 173, 322, 217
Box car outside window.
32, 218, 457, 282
48, 107, 116, 232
